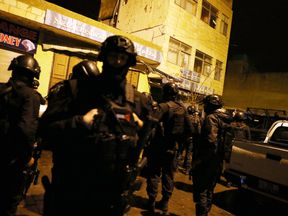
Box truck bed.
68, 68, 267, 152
224, 139, 288, 203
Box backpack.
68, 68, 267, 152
41, 80, 77, 123
166, 101, 186, 136
0, 83, 12, 140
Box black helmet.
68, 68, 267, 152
187, 105, 197, 114
98, 35, 137, 66
203, 94, 223, 109
234, 111, 246, 122
71, 60, 99, 80
8, 54, 41, 79
162, 82, 179, 100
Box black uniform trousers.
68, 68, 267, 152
146, 137, 178, 201
192, 154, 223, 216
0, 162, 27, 216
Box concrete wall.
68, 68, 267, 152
223, 59, 288, 111
117, 0, 168, 36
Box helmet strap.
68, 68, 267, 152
11, 71, 34, 87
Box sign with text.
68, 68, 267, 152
180, 68, 201, 83
44, 10, 162, 63
45, 9, 110, 43
0, 19, 39, 54
178, 78, 214, 94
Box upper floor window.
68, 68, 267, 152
214, 60, 222, 80
201, 0, 218, 29
167, 38, 192, 68
220, 13, 229, 36
175, 0, 198, 16
194, 50, 212, 76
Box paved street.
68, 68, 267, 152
17, 150, 288, 216
16, 150, 236, 216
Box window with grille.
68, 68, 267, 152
194, 50, 212, 76
167, 37, 192, 68
214, 60, 222, 80
175, 0, 198, 16
201, 0, 218, 29
220, 13, 229, 36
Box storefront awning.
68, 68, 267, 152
149, 68, 183, 83
42, 43, 99, 59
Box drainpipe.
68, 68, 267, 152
110, 0, 121, 27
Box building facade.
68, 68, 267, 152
116, 0, 233, 102
0, 0, 162, 96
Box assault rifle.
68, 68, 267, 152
23, 141, 42, 198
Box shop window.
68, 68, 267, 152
194, 50, 212, 76
220, 14, 229, 36
167, 38, 192, 68
214, 60, 222, 81
175, 0, 198, 16
201, 0, 218, 29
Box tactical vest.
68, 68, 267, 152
0, 83, 12, 142
165, 101, 186, 136
193, 114, 202, 133
89, 95, 139, 183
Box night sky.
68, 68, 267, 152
228, 0, 288, 72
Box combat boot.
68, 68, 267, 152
156, 198, 169, 215
146, 197, 155, 213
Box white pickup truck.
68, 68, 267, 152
224, 120, 288, 204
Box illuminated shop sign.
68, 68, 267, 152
44, 10, 162, 63
0, 19, 39, 54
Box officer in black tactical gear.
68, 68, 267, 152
231, 111, 251, 140
176, 106, 200, 168
39, 35, 153, 216
0, 54, 41, 216
192, 94, 232, 216
180, 105, 201, 175
145, 82, 193, 215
